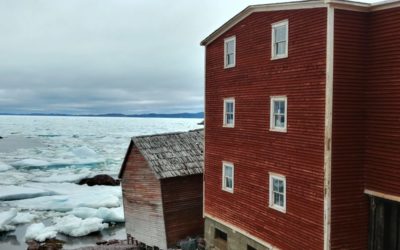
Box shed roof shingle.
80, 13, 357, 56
120, 129, 204, 179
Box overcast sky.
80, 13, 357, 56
0, 0, 378, 114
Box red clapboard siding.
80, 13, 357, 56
364, 7, 400, 196
161, 174, 204, 247
331, 9, 369, 250
204, 8, 327, 250
121, 145, 167, 249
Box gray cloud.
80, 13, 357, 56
0, 0, 377, 114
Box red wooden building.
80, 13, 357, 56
201, 0, 400, 249
118, 129, 204, 249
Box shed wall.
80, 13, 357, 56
161, 174, 204, 247
204, 8, 327, 249
364, 7, 400, 197
331, 9, 369, 250
121, 145, 167, 249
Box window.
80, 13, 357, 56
269, 173, 286, 212
247, 245, 257, 250
270, 96, 287, 132
214, 228, 228, 250
224, 36, 236, 68
271, 20, 288, 59
222, 162, 234, 193
223, 98, 235, 127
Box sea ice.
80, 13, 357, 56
0, 162, 13, 172
53, 215, 108, 237
70, 206, 124, 223
25, 223, 57, 242
11, 212, 37, 224
0, 209, 17, 231
12, 159, 50, 168
8, 192, 120, 212
0, 185, 56, 201
34, 171, 90, 183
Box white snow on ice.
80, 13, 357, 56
0, 209, 17, 232
70, 206, 124, 223
25, 223, 58, 242
54, 215, 109, 237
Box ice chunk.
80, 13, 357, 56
69, 207, 97, 219
72, 146, 98, 159
0, 185, 56, 201
0, 208, 17, 231
96, 207, 124, 223
11, 212, 37, 224
12, 159, 50, 168
0, 162, 13, 172
70, 206, 124, 223
25, 223, 57, 242
8, 193, 120, 212
53, 215, 108, 237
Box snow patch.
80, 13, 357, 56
11, 212, 37, 224
25, 223, 57, 242
53, 215, 108, 237
70, 206, 124, 223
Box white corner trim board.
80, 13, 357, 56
324, 5, 334, 250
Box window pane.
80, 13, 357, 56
274, 192, 279, 204
279, 101, 285, 114
273, 179, 279, 191
226, 177, 232, 188
227, 53, 234, 65
276, 42, 286, 55
275, 26, 286, 42
278, 194, 284, 206
226, 102, 233, 113
275, 115, 284, 127
227, 40, 234, 54
225, 166, 232, 177
279, 180, 284, 193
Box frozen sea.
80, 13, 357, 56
0, 115, 203, 249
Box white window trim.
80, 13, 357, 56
270, 96, 287, 132
222, 161, 234, 193
224, 36, 236, 68
271, 20, 289, 60
269, 173, 286, 213
223, 98, 235, 128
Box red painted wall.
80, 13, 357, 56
364, 7, 400, 197
204, 8, 327, 249
161, 174, 204, 247
331, 9, 369, 250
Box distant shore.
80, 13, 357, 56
0, 112, 204, 119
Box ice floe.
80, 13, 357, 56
0, 209, 17, 232
0, 161, 13, 172
53, 215, 108, 237
12, 159, 50, 168
11, 212, 37, 224
0, 185, 56, 201
25, 223, 58, 242
70, 206, 124, 223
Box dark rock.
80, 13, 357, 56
0, 136, 3, 139
26, 239, 64, 250
78, 174, 120, 186
96, 240, 108, 245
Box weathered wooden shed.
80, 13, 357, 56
118, 129, 204, 249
